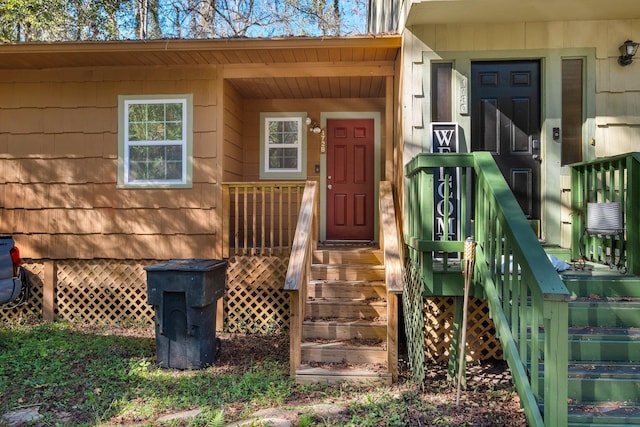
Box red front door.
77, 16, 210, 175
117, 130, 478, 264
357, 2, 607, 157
326, 118, 375, 241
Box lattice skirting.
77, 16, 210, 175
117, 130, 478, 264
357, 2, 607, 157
0, 261, 45, 323
55, 260, 155, 324
224, 256, 290, 334
424, 296, 502, 363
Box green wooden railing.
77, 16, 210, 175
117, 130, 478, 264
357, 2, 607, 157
570, 152, 640, 275
405, 152, 570, 427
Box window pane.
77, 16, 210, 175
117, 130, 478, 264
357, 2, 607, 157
165, 122, 183, 140
147, 104, 165, 122
283, 148, 298, 168
166, 161, 183, 179
128, 122, 146, 141
166, 145, 182, 160
283, 120, 298, 133
269, 148, 284, 169
165, 103, 183, 121
128, 145, 183, 181
268, 147, 298, 170
128, 104, 147, 122
129, 161, 146, 181
284, 132, 298, 145
146, 123, 165, 141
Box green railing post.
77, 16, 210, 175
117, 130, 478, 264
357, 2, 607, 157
543, 300, 569, 426
626, 154, 640, 274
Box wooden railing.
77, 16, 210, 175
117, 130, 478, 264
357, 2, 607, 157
570, 152, 640, 275
282, 181, 318, 376
222, 182, 306, 257
405, 152, 570, 427
379, 181, 403, 381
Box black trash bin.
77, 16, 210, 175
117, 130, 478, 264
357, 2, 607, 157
145, 259, 227, 369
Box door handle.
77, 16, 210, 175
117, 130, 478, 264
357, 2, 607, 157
532, 154, 542, 162
327, 184, 332, 190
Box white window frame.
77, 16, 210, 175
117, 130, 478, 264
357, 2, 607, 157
259, 112, 307, 180
118, 94, 193, 188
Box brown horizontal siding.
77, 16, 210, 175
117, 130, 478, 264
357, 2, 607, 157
14, 233, 217, 259
222, 80, 244, 182
0, 65, 221, 260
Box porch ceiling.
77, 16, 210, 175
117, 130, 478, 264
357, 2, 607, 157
406, 0, 640, 25
226, 76, 387, 99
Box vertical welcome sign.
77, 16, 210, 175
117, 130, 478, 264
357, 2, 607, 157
431, 123, 460, 255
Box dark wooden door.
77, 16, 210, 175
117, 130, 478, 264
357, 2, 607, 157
471, 60, 541, 220
326, 118, 375, 240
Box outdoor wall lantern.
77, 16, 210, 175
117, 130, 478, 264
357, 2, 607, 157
618, 40, 639, 66
306, 117, 322, 134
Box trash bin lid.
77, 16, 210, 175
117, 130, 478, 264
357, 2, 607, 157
144, 259, 227, 272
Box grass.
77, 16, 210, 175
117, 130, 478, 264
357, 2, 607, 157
0, 320, 526, 426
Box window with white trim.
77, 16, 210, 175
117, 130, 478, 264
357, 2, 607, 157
260, 113, 307, 180
118, 95, 193, 188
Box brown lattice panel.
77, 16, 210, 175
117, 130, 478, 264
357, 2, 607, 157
55, 260, 154, 325
0, 260, 45, 322
224, 255, 290, 334
423, 296, 457, 363
465, 298, 502, 360
423, 296, 502, 363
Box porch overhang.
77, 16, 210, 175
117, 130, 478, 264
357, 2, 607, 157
406, 0, 640, 25
0, 35, 400, 99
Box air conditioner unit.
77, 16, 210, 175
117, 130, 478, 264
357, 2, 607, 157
586, 202, 623, 236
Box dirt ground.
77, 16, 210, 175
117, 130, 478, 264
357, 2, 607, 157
214, 332, 527, 426
11, 326, 526, 426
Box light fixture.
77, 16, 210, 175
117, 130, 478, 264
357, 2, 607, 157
306, 117, 322, 134
618, 40, 639, 66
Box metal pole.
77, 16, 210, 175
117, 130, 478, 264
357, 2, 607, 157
456, 236, 476, 406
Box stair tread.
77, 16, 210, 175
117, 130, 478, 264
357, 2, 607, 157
301, 339, 385, 349
568, 364, 640, 378
312, 264, 385, 269
308, 279, 386, 285
568, 401, 640, 420
307, 297, 387, 304
571, 297, 640, 305
304, 318, 386, 324
296, 365, 390, 376
568, 326, 640, 337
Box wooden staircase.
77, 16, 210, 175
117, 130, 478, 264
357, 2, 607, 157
560, 269, 640, 426
293, 245, 393, 385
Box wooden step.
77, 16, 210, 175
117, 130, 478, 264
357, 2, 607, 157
567, 363, 640, 402
310, 264, 386, 281
305, 298, 387, 319
307, 280, 386, 299
301, 340, 387, 364
569, 299, 640, 328
313, 249, 384, 265
294, 365, 392, 385
568, 327, 640, 362
296, 245, 391, 385
568, 402, 640, 426
303, 319, 387, 341
563, 274, 640, 299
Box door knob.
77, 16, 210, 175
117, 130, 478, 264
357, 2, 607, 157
327, 184, 332, 190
